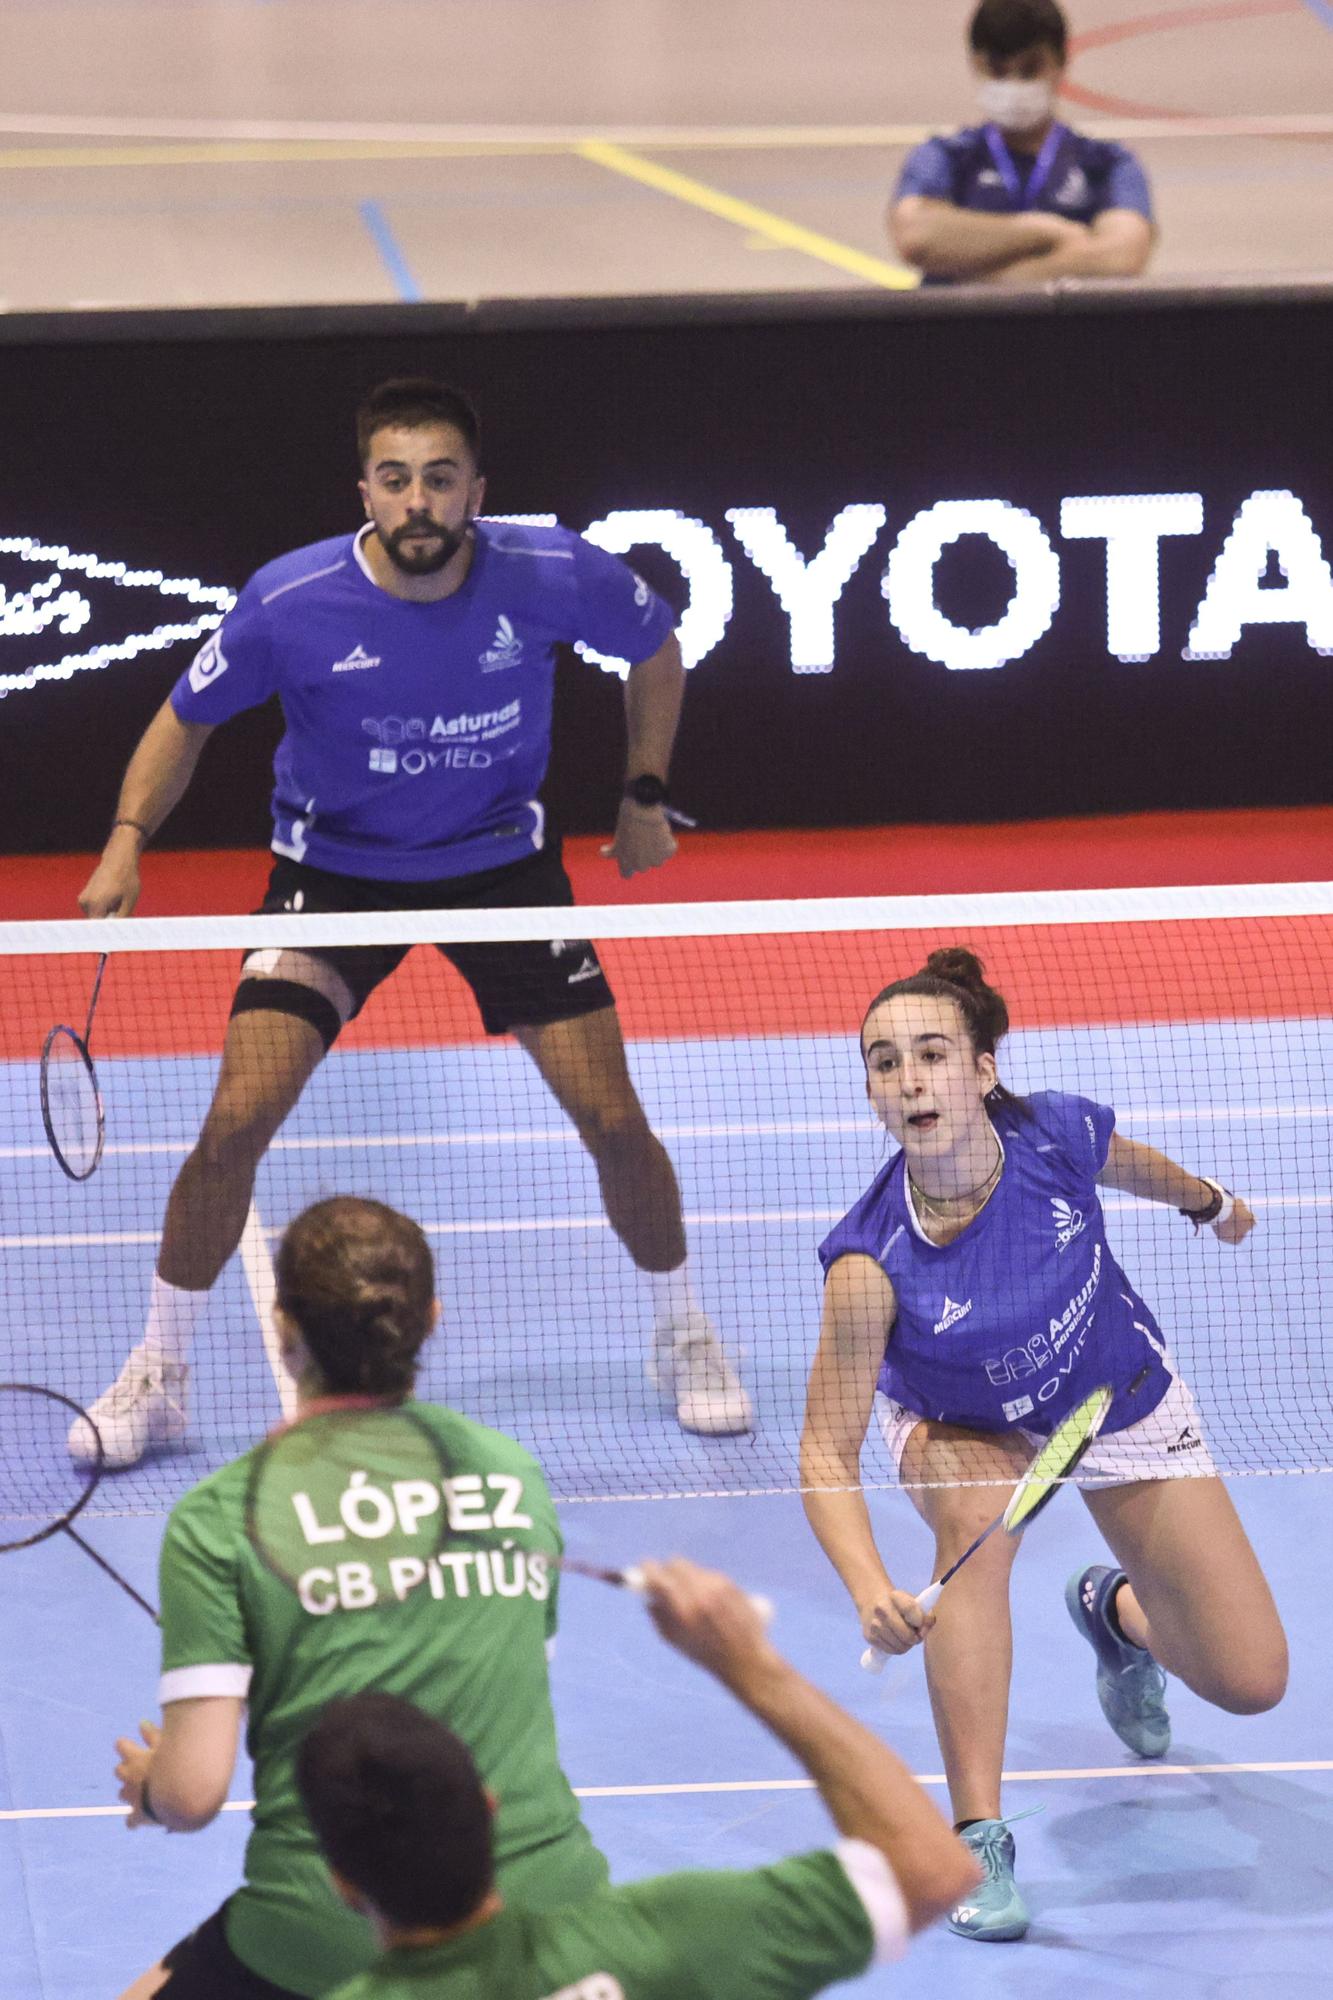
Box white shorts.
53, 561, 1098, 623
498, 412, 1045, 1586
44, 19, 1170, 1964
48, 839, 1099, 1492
874, 1370, 1218, 1488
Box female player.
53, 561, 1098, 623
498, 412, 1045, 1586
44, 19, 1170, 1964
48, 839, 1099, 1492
800, 948, 1287, 1944
111, 1195, 606, 2000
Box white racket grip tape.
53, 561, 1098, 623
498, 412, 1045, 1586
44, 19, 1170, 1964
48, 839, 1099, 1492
859, 1578, 944, 1671
620, 1566, 775, 1627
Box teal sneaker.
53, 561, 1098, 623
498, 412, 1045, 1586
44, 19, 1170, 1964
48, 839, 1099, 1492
1066, 1564, 1171, 1759
949, 1819, 1030, 1941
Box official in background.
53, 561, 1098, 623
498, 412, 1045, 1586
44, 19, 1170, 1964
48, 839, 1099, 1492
891, 0, 1155, 286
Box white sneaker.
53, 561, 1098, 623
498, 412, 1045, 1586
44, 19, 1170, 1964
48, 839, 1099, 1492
68, 1347, 191, 1469
649, 1314, 753, 1436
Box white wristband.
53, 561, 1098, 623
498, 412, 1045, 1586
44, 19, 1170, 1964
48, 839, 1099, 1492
1195, 1177, 1236, 1231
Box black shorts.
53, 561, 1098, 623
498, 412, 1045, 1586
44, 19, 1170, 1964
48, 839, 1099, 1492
234, 843, 615, 1045
155, 1905, 301, 2000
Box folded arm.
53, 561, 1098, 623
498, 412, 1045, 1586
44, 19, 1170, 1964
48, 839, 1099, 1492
890, 195, 1080, 279
986, 207, 1154, 286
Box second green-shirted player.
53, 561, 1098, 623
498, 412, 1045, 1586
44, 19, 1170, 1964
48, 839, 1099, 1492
298, 1561, 982, 2000
330, 1852, 882, 2000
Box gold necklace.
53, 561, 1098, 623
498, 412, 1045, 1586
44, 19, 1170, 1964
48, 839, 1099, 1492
909, 1132, 1004, 1224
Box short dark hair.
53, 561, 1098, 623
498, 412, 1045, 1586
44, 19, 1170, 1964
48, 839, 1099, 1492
969, 0, 1068, 61
355, 377, 482, 469
274, 1196, 436, 1398
297, 1694, 494, 1928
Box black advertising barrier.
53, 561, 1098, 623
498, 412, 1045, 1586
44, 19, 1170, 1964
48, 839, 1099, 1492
1, 280, 1330, 852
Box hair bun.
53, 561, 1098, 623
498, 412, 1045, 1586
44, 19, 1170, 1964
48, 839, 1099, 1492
923, 946, 987, 991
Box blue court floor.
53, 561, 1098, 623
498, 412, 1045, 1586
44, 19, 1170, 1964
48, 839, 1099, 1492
2, 1479, 1330, 1999
2, 1009, 1331, 1994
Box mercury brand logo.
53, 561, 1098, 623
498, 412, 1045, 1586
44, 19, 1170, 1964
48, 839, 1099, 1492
549, 938, 602, 984
480, 615, 523, 670
1166, 1425, 1203, 1455
1052, 1197, 1086, 1251
332, 642, 381, 673
933, 1295, 973, 1336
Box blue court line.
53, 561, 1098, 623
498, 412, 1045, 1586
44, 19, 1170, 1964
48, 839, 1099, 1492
357, 198, 423, 303
1302, 0, 1333, 29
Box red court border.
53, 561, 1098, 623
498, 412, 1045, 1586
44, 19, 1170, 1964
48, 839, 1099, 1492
1062, 0, 1307, 120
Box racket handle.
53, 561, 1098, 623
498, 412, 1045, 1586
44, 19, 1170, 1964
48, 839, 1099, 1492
859, 1578, 945, 1671
619, 1565, 774, 1628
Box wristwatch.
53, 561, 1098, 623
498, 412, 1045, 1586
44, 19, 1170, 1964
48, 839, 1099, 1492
624, 774, 669, 808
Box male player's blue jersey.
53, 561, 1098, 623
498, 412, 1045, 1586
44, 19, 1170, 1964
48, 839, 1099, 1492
818, 1091, 1171, 1437
170, 522, 675, 882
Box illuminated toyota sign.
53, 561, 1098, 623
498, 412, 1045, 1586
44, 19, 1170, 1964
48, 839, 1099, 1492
5, 488, 1328, 702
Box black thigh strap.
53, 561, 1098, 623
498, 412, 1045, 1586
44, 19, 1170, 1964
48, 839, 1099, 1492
230, 977, 342, 1053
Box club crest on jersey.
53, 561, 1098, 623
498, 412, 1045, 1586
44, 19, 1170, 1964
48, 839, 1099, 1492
187, 631, 228, 693
480, 614, 523, 670
1052, 1197, 1086, 1250
933, 1295, 973, 1336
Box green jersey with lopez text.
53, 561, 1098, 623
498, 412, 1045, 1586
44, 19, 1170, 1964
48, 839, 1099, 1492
158, 1403, 606, 1996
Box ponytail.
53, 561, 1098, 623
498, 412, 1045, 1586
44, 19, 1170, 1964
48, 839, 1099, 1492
275, 1196, 436, 1397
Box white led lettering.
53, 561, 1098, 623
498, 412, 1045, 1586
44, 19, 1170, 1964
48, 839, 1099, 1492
577, 511, 733, 675
1060, 493, 1203, 662
883, 499, 1060, 670
1185, 489, 1333, 660
0, 572, 90, 640
725, 505, 887, 673
0, 535, 234, 699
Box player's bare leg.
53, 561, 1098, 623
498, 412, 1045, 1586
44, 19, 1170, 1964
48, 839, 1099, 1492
115, 1964, 169, 1999
1082, 1476, 1287, 1712
159, 1009, 326, 1288
515, 1006, 752, 1435
901, 1420, 1034, 1942
71, 963, 338, 1468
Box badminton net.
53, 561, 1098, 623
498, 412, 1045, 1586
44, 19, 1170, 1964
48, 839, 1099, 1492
0, 882, 1329, 1513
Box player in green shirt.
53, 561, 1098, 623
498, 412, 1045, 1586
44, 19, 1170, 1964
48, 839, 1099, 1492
296, 1558, 981, 2000
111, 1195, 607, 2000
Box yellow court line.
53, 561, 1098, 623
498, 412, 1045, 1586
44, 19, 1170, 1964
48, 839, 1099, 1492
576, 140, 917, 291
1, 115, 1328, 175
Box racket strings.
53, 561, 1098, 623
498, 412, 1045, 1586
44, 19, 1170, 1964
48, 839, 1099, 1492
40, 1026, 104, 1178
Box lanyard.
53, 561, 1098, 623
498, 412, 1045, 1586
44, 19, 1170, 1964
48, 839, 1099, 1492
983, 122, 1065, 209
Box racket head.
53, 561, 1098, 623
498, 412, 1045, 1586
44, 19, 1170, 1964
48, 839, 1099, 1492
1002, 1383, 1114, 1535
244, 1401, 463, 1600
39, 1024, 105, 1181
0, 1382, 103, 1551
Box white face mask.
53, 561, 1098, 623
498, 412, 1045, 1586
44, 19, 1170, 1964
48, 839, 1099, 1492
977, 77, 1057, 133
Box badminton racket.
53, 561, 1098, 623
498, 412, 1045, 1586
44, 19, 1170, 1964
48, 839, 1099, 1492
861, 1382, 1113, 1673
0, 1383, 158, 1618
39, 954, 108, 1181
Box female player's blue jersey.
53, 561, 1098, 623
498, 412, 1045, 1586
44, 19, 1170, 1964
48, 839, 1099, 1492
170, 522, 675, 882
818, 1091, 1172, 1437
